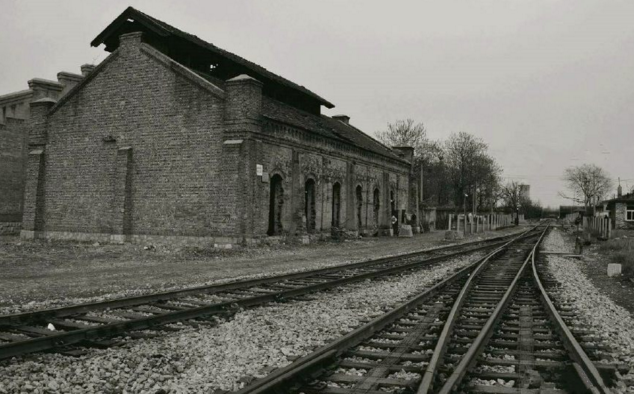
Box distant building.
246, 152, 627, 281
0, 67, 94, 235
519, 184, 530, 201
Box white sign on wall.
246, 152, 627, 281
256, 164, 263, 176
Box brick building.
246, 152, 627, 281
21, 7, 414, 246
0, 67, 94, 234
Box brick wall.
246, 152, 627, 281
23, 31, 412, 245
614, 202, 634, 230
0, 118, 26, 224
252, 126, 409, 237
31, 32, 235, 240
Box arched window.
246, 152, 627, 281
356, 185, 363, 229
332, 182, 341, 228
305, 179, 316, 232
373, 188, 380, 227
268, 175, 284, 236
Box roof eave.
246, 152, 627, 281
90, 7, 335, 109
90, 7, 168, 48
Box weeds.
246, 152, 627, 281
597, 231, 634, 277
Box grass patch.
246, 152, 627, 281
597, 231, 634, 277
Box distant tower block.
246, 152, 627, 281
519, 184, 530, 201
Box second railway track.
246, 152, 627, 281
0, 229, 535, 362
235, 224, 626, 394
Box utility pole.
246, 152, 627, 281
419, 161, 423, 230
463, 193, 468, 236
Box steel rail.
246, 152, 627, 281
231, 228, 541, 394
421, 225, 549, 394
0, 230, 528, 327
532, 238, 612, 394
0, 230, 538, 361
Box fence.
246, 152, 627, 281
583, 216, 612, 240
443, 213, 515, 234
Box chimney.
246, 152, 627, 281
80, 64, 96, 77
57, 71, 83, 97
332, 114, 350, 125
225, 74, 263, 130
392, 146, 415, 163
28, 78, 63, 101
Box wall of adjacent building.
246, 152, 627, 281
25, 32, 237, 244
0, 118, 26, 234
614, 202, 634, 230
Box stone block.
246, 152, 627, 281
399, 225, 413, 237
607, 264, 622, 277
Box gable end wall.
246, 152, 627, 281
38, 35, 238, 241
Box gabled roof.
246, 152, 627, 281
91, 7, 334, 109
261, 98, 406, 163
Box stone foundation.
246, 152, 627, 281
0, 221, 21, 235
20, 230, 252, 248
19, 230, 352, 248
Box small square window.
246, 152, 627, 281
626, 206, 634, 221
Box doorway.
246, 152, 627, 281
305, 179, 316, 232
332, 182, 341, 228
268, 175, 284, 236
355, 185, 363, 229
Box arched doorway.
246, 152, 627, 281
305, 179, 316, 233
332, 182, 341, 228
355, 185, 363, 229
268, 175, 284, 236
373, 188, 380, 227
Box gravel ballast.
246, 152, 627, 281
0, 254, 480, 393
543, 228, 634, 393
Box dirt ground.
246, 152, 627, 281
0, 227, 524, 309
562, 229, 634, 315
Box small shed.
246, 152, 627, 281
602, 192, 634, 230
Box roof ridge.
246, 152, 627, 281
92, 7, 334, 108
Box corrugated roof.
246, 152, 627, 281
91, 7, 334, 109
262, 98, 406, 163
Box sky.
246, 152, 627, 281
1, 0, 632, 207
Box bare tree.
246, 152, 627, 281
559, 164, 613, 212
376, 119, 440, 161
501, 181, 523, 212
443, 132, 500, 211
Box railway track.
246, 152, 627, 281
0, 229, 534, 362
235, 224, 626, 394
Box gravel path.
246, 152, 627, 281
0, 228, 524, 316
0, 228, 524, 309
543, 228, 634, 393
0, 254, 480, 393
